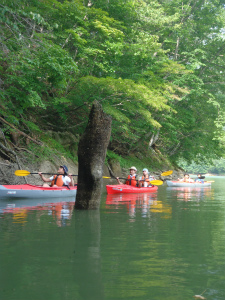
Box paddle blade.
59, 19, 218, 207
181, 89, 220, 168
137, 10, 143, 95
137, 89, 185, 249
161, 170, 173, 176
103, 176, 112, 179
14, 170, 31, 176
150, 180, 164, 186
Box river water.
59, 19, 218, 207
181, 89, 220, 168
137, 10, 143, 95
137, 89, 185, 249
0, 177, 225, 300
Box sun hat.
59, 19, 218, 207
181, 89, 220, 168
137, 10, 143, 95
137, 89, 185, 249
130, 166, 137, 171
142, 168, 148, 172
60, 165, 68, 175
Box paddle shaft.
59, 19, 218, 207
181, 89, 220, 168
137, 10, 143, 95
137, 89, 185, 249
124, 178, 163, 186
103, 176, 163, 185
32, 172, 78, 176
14, 170, 78, 177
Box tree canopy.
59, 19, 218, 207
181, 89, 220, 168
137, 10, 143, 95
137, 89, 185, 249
1, 0, 225, 165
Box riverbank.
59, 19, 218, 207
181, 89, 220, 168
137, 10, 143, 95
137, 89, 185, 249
0, 154, 183, 186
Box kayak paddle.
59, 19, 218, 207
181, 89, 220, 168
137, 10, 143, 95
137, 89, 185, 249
14, 170, 78, 177
103, 176, 128, 180
161, 170, 173, 176
149, 180, 163, 185
102, 176, 163, 186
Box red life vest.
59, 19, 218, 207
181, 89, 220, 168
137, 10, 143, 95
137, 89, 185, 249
126, 175, 137, 186
51, 175, 64, 187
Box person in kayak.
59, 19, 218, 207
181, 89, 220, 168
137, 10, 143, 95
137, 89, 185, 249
178, 174, 194, 183
195, 174, 205, 183
139, 168, 155, 187
38, 165, 74, 187
116, 166, 138, 186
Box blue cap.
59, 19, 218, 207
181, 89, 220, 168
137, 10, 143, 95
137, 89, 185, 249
60, 165, 68, 175
142, 168, 148, 172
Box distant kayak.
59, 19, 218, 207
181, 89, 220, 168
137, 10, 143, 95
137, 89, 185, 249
106, 184, 158, 194
166, 181, 211, 187
0, 184, 77, 199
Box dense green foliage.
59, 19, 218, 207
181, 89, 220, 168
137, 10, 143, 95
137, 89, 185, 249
1, 0, 225, 165
179, 158, 225, 175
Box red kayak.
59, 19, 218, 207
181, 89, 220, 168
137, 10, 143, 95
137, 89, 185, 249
106, 184, 158, 194
0, 184, 77, 199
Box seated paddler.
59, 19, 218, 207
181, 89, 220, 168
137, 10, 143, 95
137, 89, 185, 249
195, 173, 205, 183
178, 173, 194, 183
116, 166, 138, 186
139, 168, 156, 187
38, 165, 74, 187
139, 168, 150, 187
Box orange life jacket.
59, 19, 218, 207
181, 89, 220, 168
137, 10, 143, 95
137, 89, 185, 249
140, 175, 150, 186
51, 175, 64, 187
126, 175, 137, 187
141, 175, 150, 182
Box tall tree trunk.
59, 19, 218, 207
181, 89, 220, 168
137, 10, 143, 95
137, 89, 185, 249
75, 100, 112, 210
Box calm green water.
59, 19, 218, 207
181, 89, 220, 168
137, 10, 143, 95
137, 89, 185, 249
1, 177, 225, 300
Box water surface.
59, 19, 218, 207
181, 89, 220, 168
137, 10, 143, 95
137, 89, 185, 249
1, 177, 225, 300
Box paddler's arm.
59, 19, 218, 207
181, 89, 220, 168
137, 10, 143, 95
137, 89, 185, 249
38, 172, 52, 182
116, 177, 124, 185
116, 177, 122, 184
68, 174, 74, 186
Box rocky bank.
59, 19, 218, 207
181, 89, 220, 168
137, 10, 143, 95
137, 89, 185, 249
0, 155, 184, 188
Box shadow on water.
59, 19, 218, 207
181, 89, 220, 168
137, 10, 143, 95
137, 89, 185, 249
74, 210, 104, 299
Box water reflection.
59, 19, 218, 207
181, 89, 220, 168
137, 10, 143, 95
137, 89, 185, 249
0, 198, 75, 226
105, 193, 172, 219
47, 201, 74, 227
166, 186, 213, 202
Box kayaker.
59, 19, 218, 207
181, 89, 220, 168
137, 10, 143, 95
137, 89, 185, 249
38, 165, 74, 187
116, 166, 138, 186
195, 174, 205, 183
139, 168, 155, 187
178, 174, 194, 183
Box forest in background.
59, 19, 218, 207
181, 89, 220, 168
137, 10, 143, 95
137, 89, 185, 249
1, 0, 225, 171
179, 158, 225, 175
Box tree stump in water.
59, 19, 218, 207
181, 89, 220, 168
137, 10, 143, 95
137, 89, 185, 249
75, 101, 112, 209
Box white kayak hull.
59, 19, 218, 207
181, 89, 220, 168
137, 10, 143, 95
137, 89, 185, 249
0, 184, 77, 199
166, 181, 211, 187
